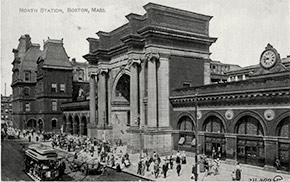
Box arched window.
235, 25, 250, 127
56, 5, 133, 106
115, 74, 130, 101
203, 116, 224, 133
236, 116, 264, 136
178, 116, 195, 146
278, 116, 290, 138
179, 116, 193, 131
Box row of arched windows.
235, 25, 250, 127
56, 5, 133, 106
178, 115, 290, 137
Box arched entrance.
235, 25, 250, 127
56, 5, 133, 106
81, 116, 87, 136
27, 119, 37, 130
277, 116, 290, 172
38, 119, 43, 132
235, 115, 265, 167
177, 115, 195, 152
74, 116, 80, 135
68, 115, 73, 135
62, 116, 67, 133
203, 115, 225, 159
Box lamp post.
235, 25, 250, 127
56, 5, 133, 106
194, 92, 199, 181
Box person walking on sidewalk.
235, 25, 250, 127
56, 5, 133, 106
162, 160, 168, 178
191, 163, 198, 181
235, 162, 242, 181
169, 155, 174, 169
154, 161, 160, 178
176, 162, 181, 177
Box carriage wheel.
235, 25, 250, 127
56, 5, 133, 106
80, 163, 88, 175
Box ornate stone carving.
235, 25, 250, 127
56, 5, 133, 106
225, 110, 234, 120
264, 109, 275, 121
197, 110, 202, 120
145, 52, 160, 62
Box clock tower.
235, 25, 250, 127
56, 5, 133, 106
252, 44, 288, 76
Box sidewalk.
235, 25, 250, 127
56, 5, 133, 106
24, 135, 290, 181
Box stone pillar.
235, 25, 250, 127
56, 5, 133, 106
80, 123, 84, 136
147, 54, 158, 127
139, 60, 145, 127
198, 131, 205, 155
65, 121, 70, 133
73, 122, 78, 135
225, 133, 237, 164
89, 75, 96, 125
264, 137, 278, 171
97, 69, 108, 129
158, 55, 170, 127
130, 61, 139, 126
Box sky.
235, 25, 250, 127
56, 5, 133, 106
1, 0, 290, 95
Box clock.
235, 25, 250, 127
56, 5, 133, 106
260, 49, 277, 69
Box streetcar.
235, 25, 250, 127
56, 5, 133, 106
24, 144, 64, 181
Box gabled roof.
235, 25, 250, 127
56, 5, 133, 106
39, 38, 72, 70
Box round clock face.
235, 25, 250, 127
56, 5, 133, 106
260, 50, 277, 69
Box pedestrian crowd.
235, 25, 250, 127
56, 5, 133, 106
136, 150, 189, 179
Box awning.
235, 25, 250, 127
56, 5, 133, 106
191, 138, 196, 146
178, 137, 185, 145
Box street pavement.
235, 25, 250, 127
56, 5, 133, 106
25, 134, 290, 181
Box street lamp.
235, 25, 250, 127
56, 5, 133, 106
194, 92, 199, 181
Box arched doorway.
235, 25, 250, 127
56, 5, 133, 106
177, 116, 195, 152
38, 119, 43, 132
74, 116, 80, 135
277, 116, 290, 172
81, 116, 87, 136
27, 119, 37, 130
235, 115, 265, 167
62, 116, 67, 134
203, 115, 225, 159
68, 115, 73, 135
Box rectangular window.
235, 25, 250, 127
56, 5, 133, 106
60, 84, 65, 93
24, 71, 30, 81
183, 82, 191, 88
52, 100, 57, 111
25, 103, 30, 112
51, 83, 57, 92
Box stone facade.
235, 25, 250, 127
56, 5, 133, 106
83, 3, 217, 154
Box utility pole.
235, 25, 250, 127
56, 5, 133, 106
194, 92, 199, 181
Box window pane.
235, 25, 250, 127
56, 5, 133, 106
60, 84, 65, 92
212, 121, 221, 133
52, 101, 57, 111
247, 121, 257, 135
51, 83, 57, 92
238, 122, 245, 134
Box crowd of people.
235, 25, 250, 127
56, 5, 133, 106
3, 126, 249, 180
136, 150, 189, 179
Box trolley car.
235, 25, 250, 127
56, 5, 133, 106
24, 144, 64, 181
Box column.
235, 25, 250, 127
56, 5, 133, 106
225, 133, 237, 164
157, 55, 169, 127
65, 121, 70, 133
89, 75, 96, 125
264, 137, 278, 171
97, 70, 107, 128
73, 122, 78, 135
147, 54, 158, 127
139, 60, 145, 127
130, 61, 139, 126
80, 123, 84, 136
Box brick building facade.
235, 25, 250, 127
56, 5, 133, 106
11, 35, 74, 132
170, 44, 290, 172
